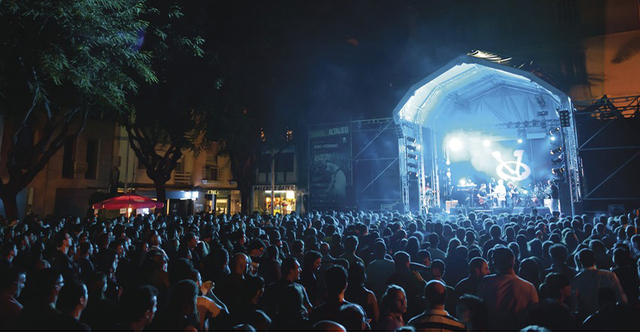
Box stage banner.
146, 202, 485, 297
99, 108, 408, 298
309, 123, 351, 209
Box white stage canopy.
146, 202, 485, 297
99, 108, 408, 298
393, 51, 572, 134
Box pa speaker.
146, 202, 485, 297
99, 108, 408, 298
450, 207, 467, 215
492, 207, 513, 215
513, 207, 531, 214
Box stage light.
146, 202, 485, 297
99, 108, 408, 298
550, 136, 556, 141
549, 127, 560, 135
517, 139, 523, 144
558, 110, 571, 127
446, 171, 451, 178
550, 146, 563, 155
408, 153, 418, 160
448, 138, 463, 152
446, 159, 451, 165
551, 155, 563, 165
406, 136, 416, 143
459, 178, 467, 186
407, 145, 417, 151
551, 166, 565, 176
482, 139, 491, 147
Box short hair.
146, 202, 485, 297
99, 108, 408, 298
325, 265, 348, 295
56, 280, 86, 313
424, 280, 446, 306
393, 251, 411, 270
302, 250, 322, 270
53, 231, 70, 248
281, 257, 298, 277
431, 259, 445, 272
344, 235, 359, 252
373, 241, 387, 259
544, 273, 569, 299
121, 285, 159, 322
549, 244, 568, 262
492, 247, 515, 273
469, 257, 487, 273
577, 248, 596, 268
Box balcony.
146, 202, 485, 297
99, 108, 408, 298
174, 171, 192, 185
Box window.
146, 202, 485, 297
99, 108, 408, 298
203, 166, 218, 181
85, 140, 98, 179
62, 140, 75, 178
276, 153, 294, 172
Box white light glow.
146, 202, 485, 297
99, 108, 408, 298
448, 138, 463, 151
550, 136, 556, 141
517, 139, 523, 144
482, 139, 491, 147
459, 178, 467, 186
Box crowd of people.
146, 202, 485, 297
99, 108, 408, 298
0, 207, 639, 331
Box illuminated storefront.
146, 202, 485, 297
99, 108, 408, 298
252, 185, 297, 214
204, 189, 241, 215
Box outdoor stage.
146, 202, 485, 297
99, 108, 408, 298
392, 51, 580, 215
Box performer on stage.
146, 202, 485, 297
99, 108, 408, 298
507, 182, 519, 207
547, 179, 560, 213
477, 183, 490, 208
495, 179, 507, 207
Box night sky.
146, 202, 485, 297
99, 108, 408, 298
206, 0, 601, 125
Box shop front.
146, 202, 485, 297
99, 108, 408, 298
252, 185, 298, 215
204, 189, 241, 215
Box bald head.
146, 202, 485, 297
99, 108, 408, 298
313, 320, 347, 332
424, 280, 447, 309
232, 253, 249, 275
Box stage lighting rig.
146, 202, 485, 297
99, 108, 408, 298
558, 110, 571, 127
550, 146, 563, 155
551, 166, 565, 176
551, 154, 563, 165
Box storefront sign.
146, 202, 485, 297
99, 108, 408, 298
253, 185, 296, 191
207, 190, 232, 196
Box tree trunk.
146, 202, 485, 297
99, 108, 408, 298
154, 179, 167, 215
240, 182, 251, 214
0, 191, 19, 220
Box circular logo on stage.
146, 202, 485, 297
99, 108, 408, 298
492, 150, 531, 182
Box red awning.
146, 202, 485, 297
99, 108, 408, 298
91, 193, 164, 210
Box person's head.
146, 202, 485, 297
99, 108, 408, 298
337, 303, 368, 331
248, 239, 266, 258
1, 241, 17, 259
577, 248, 596, 269
344, 235, 358, 253
0, 267, 26, 298
393, 251, 411, 270
417, 249, 431, 267
121, 285, 159, 326
469, 257, 489, 279
423, 280, 446, 309
231, 253, 250, 275
313, 320, 347, 332
56, 280, 88, 314
303, 250, 323, 272
543, 273, 570, 300
381, 284, 407, 314
54, 231, 72, 250
32, 268, 63, 303
549, 244, 568, 264
490, 225, 501, 239
373, 241, 387, 260
492, 247, 515, 274
325, 265, 348, 296
431, 259, 445, 279
167, 280, 197, 317
281, 257, 302, 281
456, 294, 489, 331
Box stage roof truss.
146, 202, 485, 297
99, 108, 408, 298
393, 51, 579, 214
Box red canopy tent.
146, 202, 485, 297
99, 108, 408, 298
91, 193, 164, 210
